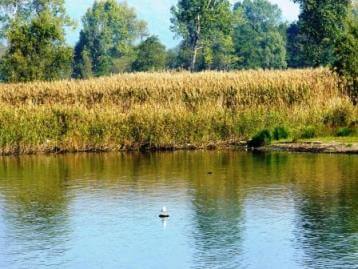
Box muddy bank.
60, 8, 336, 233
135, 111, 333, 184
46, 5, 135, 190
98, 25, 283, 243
0, 140, 357, 156
259, 141, 358, 154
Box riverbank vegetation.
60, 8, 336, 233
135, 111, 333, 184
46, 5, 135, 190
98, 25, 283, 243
0, 69, 355, 154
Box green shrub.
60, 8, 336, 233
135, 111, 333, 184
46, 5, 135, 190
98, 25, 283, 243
336, 127, 352, 137
300, 126, 316, 139
273, 126, 289, 140
248, 129, 272, 148
324, 104, 353, 127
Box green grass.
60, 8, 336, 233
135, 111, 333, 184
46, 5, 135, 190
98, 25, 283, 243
272, 136, 358, 144
297, 137, 358, 143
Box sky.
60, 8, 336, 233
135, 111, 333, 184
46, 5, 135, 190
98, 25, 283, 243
66, 0, 300, 49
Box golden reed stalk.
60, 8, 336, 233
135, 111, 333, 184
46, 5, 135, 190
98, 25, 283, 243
0, 69, 355, 154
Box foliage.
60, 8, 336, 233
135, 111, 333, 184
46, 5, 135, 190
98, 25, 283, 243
300, 126, 316, 139
336, 127, 353, 137
248, 129, 272, 148
273, 126, 289, 140
72, 0, 147, 78
171, 42, 194, 69
332, 2, 358, 103
293, 0, 351, 67
166, 47, 182, 69
286, 22, 307, 68
0, 0, 73, 82
0, 42, 6, 56
0, 0, 356, 79
170, 0, 232, 70
323, 100, 354, 128
232, 0, 287, 69
197, 30, 238, 70
132, 36, 167, 72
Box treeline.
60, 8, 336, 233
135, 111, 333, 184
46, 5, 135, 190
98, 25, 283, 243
0, 1, 356, 83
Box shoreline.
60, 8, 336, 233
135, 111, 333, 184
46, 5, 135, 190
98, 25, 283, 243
0, 139, 356, 157
259, 141, 358, 154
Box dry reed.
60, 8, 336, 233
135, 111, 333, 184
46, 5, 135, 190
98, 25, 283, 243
0, 69, 355, 154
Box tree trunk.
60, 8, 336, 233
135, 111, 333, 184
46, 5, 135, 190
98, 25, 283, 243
190, 14, 201, 71
191, 46, 198, 71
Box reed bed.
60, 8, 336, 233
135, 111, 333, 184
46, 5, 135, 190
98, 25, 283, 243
0, 69, 356, 154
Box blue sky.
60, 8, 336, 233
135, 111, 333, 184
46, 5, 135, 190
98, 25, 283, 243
66, 0, 300, 48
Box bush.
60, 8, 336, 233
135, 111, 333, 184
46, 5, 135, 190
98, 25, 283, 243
336, 127, 352, 137
324, 103, 353, 127
300, 126, 316, 139
273, 126, 289, 140
248, 129, 272, 148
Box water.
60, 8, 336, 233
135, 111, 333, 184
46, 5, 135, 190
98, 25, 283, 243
0, 151, 357, 269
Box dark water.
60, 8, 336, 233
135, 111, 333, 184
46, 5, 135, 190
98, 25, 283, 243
0, 151, 357, 269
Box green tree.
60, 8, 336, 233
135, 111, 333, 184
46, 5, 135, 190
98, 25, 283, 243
73, 0, 147, 78
333, 2, 358, 103
293, 0, 351, 67
75, 47, 93, 79
170, 0, 232, 71
132, 36, 167, 72
0, 0, 73, 82
286, 22, 307, 68
232, 0, 287, 69
0, 0, 29, 38
166, 47, 181, 69
197, 31, 237, 70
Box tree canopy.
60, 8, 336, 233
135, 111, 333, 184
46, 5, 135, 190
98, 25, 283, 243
170, 0, 232, 70
332, 2, 358, 102
292, 0, 351, 66
0, 0, 73, 82
232, 0, 287, 69
132, 36, 167, 72
72, 0, 147, 78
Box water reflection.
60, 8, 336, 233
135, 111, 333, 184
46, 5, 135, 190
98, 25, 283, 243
0, 152, 356, 269
291, 155, 358, 269
0, 156, 71, 268
187, 153, 244, 269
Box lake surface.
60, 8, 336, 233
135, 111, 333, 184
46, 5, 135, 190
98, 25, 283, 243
0, 151, 357, 269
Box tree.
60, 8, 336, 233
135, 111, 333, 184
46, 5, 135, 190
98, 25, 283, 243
75, 47, 93, 79
73, 0, 147, 78
0, 0, 29, 39
170, 0, 232, 71
196, 30, 237, 70
0, 0, 73, 82
166, 47, 181, 69
286, 22, 307, 68
333, 2, 358, 103
232, 0, 287, 69
293, 0, 351, 67
131, 36, 167, 72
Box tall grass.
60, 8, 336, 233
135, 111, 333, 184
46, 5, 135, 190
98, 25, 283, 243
0, 69, 356, 154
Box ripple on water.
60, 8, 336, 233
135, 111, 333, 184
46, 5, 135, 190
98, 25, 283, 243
0, 152, 356, 269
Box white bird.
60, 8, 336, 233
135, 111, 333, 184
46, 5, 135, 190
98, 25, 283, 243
159, 206, 169, 218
